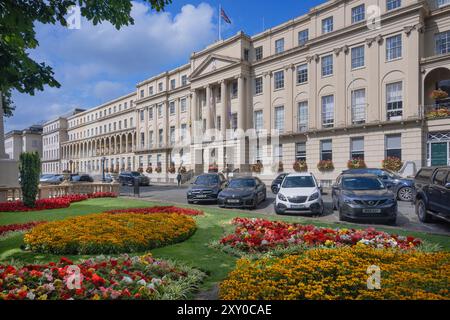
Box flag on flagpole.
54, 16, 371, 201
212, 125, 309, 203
220, 8, 232, 24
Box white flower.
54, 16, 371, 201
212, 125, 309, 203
26, 292, 35, 300
122, 276, 133, 284
261, 240, 269, 246
137, 279, 146, 286
151, 278, 162, 286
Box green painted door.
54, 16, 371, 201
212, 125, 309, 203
431, 143, 448, 166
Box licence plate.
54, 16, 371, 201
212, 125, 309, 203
291, 204, 305, 209
363, 209, 381, 214
196, 195, 207, 198
227, 199, 240, 203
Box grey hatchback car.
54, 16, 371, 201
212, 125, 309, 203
332, 174, 398, 224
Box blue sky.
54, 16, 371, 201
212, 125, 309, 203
5, 0, 325, 132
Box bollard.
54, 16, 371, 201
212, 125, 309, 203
133, 177, 140, 198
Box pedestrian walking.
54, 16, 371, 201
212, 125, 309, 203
176, 170, 182, 187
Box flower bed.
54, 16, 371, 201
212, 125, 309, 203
24, 213, 197, 254
219, 247, 450, 300
0, 221, 46, 238
0, 192, 117, 212
104, 206, 203, 216
219, 218, 422, 254
0, 254, 204, 300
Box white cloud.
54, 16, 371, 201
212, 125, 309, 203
6, 2, 217, 132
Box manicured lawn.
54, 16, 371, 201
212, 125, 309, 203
1, 198, 449, 292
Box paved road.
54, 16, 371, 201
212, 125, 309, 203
120, 184, 450, 236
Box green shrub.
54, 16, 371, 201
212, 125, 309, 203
19, 152, 41, 207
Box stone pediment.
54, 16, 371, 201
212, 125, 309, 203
190, 54, 241, 79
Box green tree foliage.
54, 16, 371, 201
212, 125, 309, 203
0, 0, 172, 113
19, 152, 41, 207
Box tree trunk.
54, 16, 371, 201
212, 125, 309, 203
0, 90, 7, 159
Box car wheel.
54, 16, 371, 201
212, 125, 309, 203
416, 199, 432, 223
397, 187, 413, 202
275, 207, 284, 215
271, 186, 278, 194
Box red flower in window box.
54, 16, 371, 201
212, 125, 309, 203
293, 160, 308, 172
317, 160, 334, 171
382, 157, 403, 172
347, 158, 367, 169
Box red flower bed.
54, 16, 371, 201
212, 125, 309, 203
105, 206, 203, 216
220, 218, 422, 252
0, 221, 46, 237
87, 192, 118, 199
0, 193, 118, 212
0, 254, 202, 300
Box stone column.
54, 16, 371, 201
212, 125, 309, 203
206, 85, 212, 130
220, 80, 228, 137
307, 55, 319, 130
0, 93, 19, 188
237, 75, 246, 131
285, 64, 295, 133
334, 48, 347, 127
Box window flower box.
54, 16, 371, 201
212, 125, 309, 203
293, 160, 308, 172
347, 159, 367, 169
317, 160, 334, 171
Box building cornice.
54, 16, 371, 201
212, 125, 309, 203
67, 92, 136, 121
252, 1, 426, 68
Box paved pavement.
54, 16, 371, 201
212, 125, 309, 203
120, 184, 450, 236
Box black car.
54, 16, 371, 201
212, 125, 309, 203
332, 174, 397, 224
414, 166, 450, 223
342, 168, 414, 201
70, 174, 94, 183
218, 177, 266, 209
119, 171, 150, 186
271, 173, 287, 194
187, 173, 227, 204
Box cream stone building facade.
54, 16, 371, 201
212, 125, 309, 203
5, 125, 43, 161
44, 0, 450, 184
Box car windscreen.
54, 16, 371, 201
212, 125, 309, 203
229, 179, 256, 188
383, 170, 401, 179
342, 177, 385, 190
131, 172, 141, 177
282, 176, 315, 188
194, 175, 219, 185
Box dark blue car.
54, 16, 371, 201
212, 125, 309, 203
342, 169, 414, 201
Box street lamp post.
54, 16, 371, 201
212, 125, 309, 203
101, 157, 106, 182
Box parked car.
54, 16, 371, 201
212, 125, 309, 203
414, 166, 450, 223
187, 173, 227, 204
118, 172, 150, 186
271, 173, 287, 194
218, 177, 266, 209
332, 174, 397, 224
274, 172, 324, 215
342, 168, 414, 201
40, 174, 63, 185
70, 174, 94, 183
104, 173, 119, 183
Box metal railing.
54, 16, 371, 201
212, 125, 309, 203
422, 102, 450, 120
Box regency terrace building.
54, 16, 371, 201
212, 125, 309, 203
47, 0, 450, 185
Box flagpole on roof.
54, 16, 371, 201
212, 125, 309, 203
218, 4, 222, 41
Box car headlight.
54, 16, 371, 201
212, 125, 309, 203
309, 192, 320, 201
343, 197, 353, 204
278, 193, 287, 201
